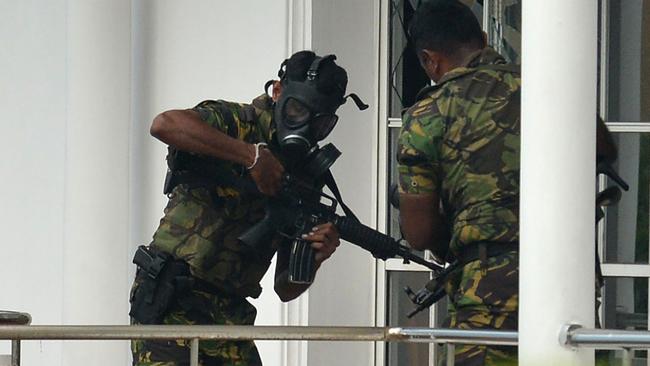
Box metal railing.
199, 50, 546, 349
560, 324, 650, 366
3, 316, 650, 366
0, 311, 31, 366
0, 321, 517, 366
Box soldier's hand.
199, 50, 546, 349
301, 222, 340, 266
249, 145, 285, 196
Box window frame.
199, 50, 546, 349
598, 0, 650, 337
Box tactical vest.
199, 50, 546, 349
151, 97, 279, 299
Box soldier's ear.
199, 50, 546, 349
272, 81, 282, 102
420, 50, 441, 80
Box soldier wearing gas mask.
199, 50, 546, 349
129, 51, 361, 366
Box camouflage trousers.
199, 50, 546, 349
443, 249, 519, 366
130, 280, 262, 366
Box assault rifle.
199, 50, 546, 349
239, 158, 443, 284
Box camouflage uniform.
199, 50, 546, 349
398, 48, 521, 365
131, 94, 286, 366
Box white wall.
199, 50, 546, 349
63, 1, 132, 365
308, 1, 380, 366
1, 1, 293, 365
1, 0, 132, 365
0, 1, 67, 364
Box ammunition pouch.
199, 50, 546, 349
163, 102, 256, 196
129, 245, 194, 324
163, 148, 216, 195
162, 147, 254, 197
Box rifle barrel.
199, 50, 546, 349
334, 216, 443, 272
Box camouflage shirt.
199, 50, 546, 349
150, 94, 285, 298
397, 48, 521, 255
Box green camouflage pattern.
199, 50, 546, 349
131, 277, 261, 366
397, 47, 521, 255
443, 250, 518, 365
194, 95, 274, 145
151, 94, 286, 298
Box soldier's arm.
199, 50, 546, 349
399, 193, 449, 254
151, 109, 255, 166
397, 105, 450, 255
151, 108, 284, 195
273, 223, 340, 302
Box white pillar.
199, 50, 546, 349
63, 1, 131, 365
520, 1, 597, 365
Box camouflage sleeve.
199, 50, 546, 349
192, 100, 246, 140
397, 102, 446, 195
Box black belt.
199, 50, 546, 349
191, 275, 233, 296
140, 246, 237, 298
455, 241, 518, 267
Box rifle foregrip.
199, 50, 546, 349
335, 217, 397, 260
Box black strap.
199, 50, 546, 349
264, 79, 275, 94
307, 54, 337, 81
216, 102, 239, 139
322, 170, 359, 222
277, 59, 288, 79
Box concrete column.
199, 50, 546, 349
63, 1, 131, 365
520, 1, 597, 365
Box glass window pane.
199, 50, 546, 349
599, 277, 648, 364
485, 0, 522, 64
602, 132, 650, 264
602, 277, 648, 329
605, 0, 650, 122
386, 271, 431, 366
388, 1, 486, 118
460, 0, 485, 27
388, 0, 430, 118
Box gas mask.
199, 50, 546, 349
269, 54, 368, 166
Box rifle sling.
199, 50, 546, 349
323, 170, 359, 222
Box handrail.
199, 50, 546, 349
0, 325, 516, 366
388, 327, 518, 346
6, 323, 650, 365
0, 325, 517, 345
0, 325, 388, 342
562, 324, 650, 350
559, 325, 650, 366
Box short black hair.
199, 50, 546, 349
409, 0, 484, 55
282, 50, 348, 98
